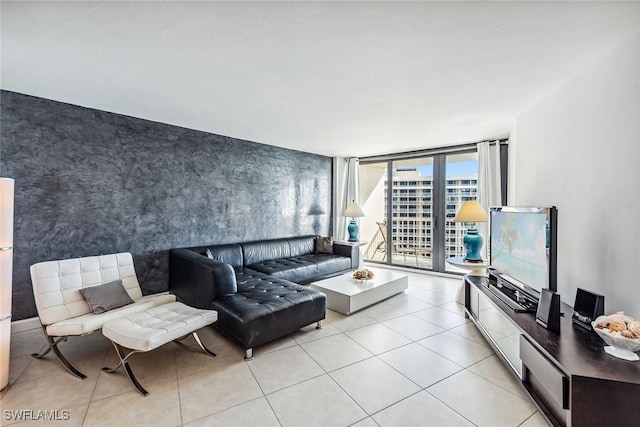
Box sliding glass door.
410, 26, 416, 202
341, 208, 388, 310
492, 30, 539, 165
360, 150, 478, 273
444, 152, 479, 272
389, 158, 434, 268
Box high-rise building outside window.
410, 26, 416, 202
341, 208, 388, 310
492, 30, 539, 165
358, 150, 479, 273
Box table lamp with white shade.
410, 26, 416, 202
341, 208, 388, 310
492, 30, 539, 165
453, 200, 488, 262
343, 200, 364, 242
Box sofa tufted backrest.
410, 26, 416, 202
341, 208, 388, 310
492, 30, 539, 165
31, 252, 142, 325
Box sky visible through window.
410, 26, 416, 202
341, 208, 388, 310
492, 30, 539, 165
400, 160, 478, 177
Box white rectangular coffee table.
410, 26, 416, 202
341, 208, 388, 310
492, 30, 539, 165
311, 268, 408, 315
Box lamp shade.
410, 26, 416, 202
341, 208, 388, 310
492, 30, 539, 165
453, 200, 488, 223
307, 203, 325, 216
343, 200, 364, 218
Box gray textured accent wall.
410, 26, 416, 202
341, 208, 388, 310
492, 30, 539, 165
0, 91, 332, 321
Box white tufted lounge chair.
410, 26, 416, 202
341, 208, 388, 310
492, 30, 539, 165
30, 252, 177, 379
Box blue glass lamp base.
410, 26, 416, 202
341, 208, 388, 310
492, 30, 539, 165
347, 219, 359, 242
463, 227, 483, 262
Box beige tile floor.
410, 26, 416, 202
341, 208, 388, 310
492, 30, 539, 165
1, 268, 550, 427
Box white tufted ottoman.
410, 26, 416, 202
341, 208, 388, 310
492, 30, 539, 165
101, 301, 218, 396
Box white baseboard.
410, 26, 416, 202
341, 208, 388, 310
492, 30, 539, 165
11, 317, 41, 333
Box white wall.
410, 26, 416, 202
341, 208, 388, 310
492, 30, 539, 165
359, 165, 386, 250
512, 33, 640, 314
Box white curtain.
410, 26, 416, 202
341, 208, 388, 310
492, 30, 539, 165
477, 141, 502, 259
336, 157, 360, 241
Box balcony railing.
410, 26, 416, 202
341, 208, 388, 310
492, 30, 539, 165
362, 227, 433, 269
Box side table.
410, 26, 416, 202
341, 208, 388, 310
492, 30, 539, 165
446, 256, 488, 304
335, 240, 368, 269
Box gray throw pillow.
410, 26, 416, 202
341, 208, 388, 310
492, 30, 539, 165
315, 236, 334, 254
79, 279, 134, 314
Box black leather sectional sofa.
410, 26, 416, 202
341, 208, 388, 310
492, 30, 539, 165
169, 235, 357, 359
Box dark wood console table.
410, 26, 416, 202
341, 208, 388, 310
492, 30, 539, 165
464, 275, 640, 427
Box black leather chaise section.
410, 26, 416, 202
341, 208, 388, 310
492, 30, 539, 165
169, 236, 356, 355
212, 269, 326, 350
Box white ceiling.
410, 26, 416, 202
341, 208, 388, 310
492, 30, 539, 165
2, 1, 640, 158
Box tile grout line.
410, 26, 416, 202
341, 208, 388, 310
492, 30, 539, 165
173, 342, 184, 427
245, 350, 286, 427
6, 269, 543, 427
81, 341, 112, 425
421, 387, 480, 427
464, 363, 537, 405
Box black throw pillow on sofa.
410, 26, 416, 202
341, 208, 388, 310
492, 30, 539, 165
315, 237, 334, 254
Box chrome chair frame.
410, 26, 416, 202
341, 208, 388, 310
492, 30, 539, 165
31, 324, 88, 380
102, 331, 216, 396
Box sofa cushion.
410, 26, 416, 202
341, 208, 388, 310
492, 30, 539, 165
287, 236, 316, 257
300, 254, 352, 277
212, 269, 326, 349
204, 244, 244, 268
247, 258, 320, 283
242, 239, 291, 266
247, 253, 352, 283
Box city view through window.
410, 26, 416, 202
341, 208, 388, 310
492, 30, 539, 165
359, 152, 479, 273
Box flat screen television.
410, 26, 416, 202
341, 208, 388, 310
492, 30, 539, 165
489, 206, 558, 302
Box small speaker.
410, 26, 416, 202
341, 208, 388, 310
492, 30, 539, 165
571, 288, 605, 330
536, 289, 561, 333
487, 268, 499, 286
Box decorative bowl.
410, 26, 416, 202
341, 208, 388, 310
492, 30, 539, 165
352, 269, 374, 281
591, 319, 640, 361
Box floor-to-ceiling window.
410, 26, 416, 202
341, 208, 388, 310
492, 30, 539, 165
389, 158, 434, 268
444, 152, 479, 272
359, 148, 479, 273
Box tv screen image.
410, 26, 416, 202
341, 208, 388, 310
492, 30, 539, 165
489, 206, 557, 298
